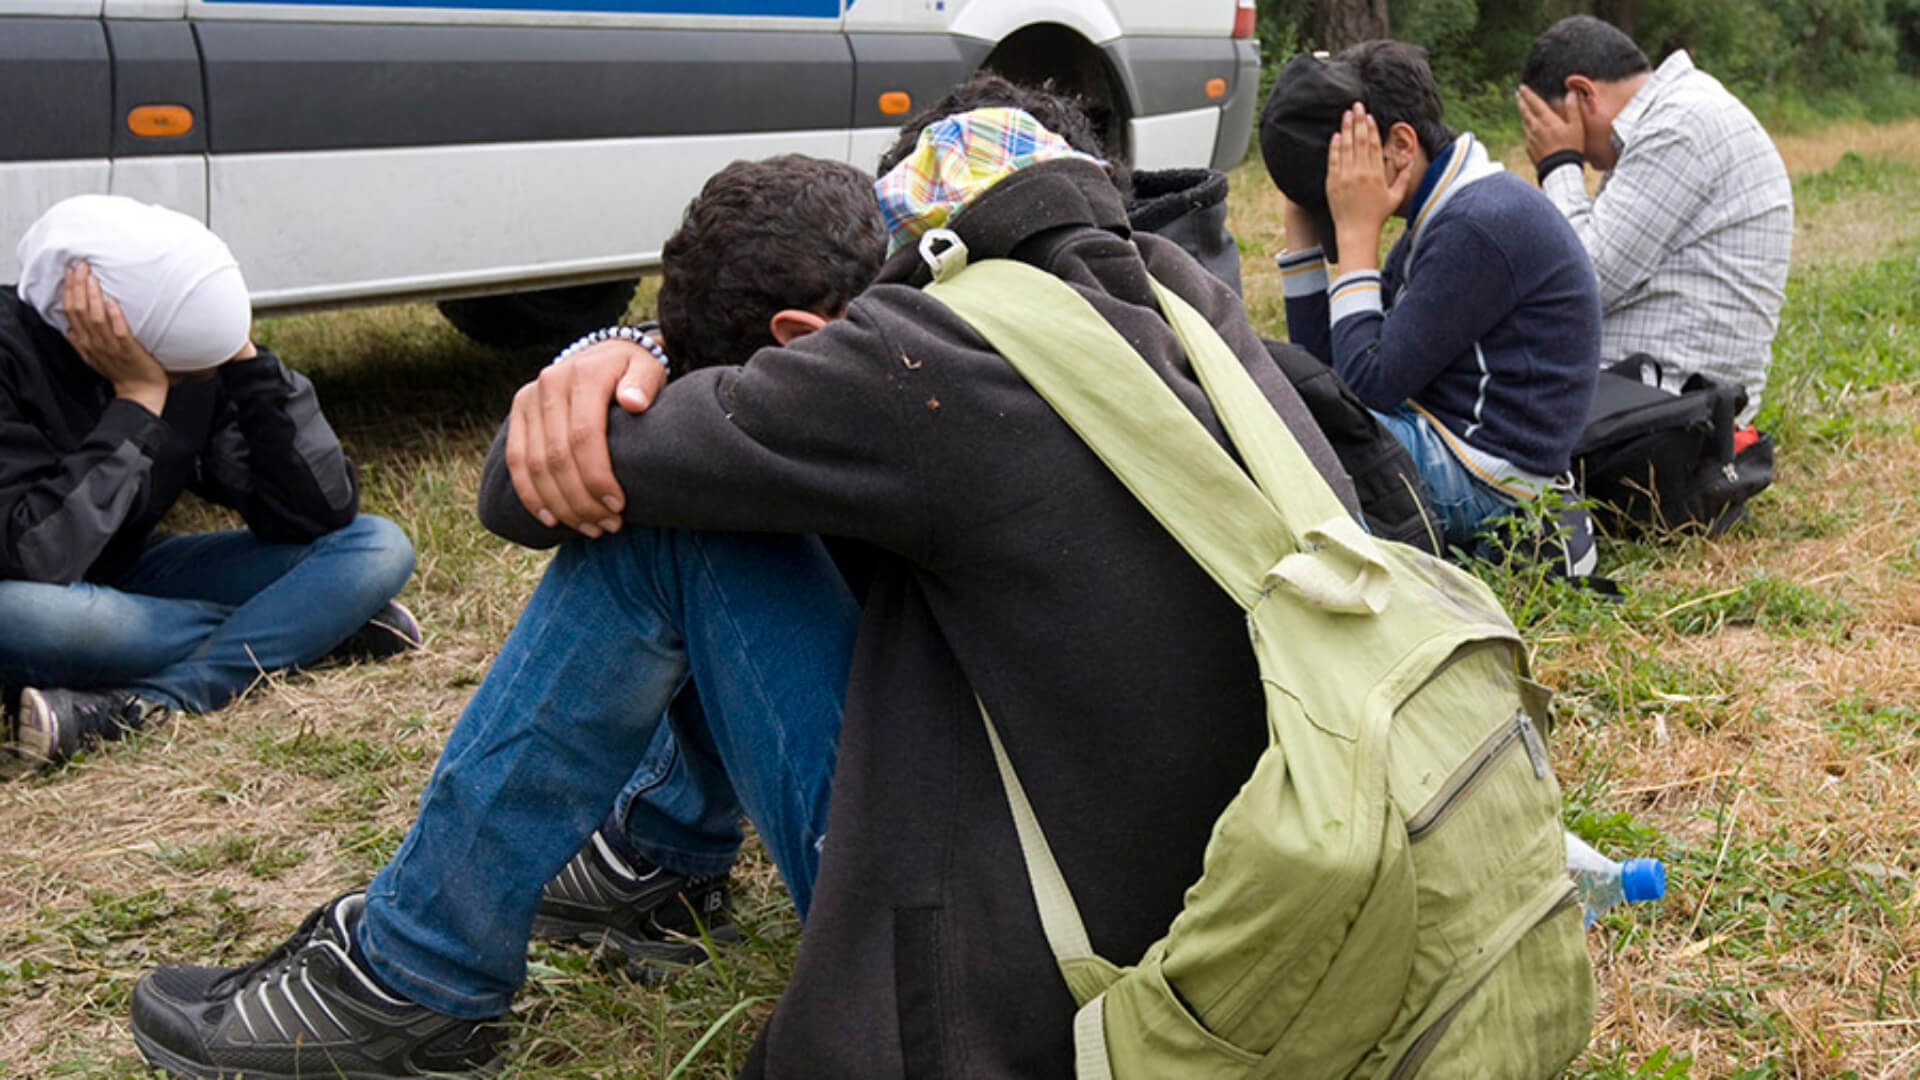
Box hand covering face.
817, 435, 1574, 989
17, 194, 251, 372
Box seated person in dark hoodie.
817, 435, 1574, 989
1262, 42, 1603, 563
1, 195, 417, 769
130, 81, 1363, 1079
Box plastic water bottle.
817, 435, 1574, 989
1565, 831, 1666, 927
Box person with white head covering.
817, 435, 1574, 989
1, 195, 420, 768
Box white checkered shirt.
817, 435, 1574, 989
1543, 51, 1793, 423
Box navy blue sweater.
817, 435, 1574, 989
1283, 135, 1601, 480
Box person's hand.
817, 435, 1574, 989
1324, 104, 1412, 273
1515, 84, 1585, 166
1281, 196, 1320, 253
503, 337, 668, 536
62, 261, 169, 415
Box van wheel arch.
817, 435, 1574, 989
977, 24, 1132, 161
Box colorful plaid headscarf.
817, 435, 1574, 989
875, 106, 1103, 253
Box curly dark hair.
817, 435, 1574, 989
876, 71, 1132, 198
656, 154, 886, 375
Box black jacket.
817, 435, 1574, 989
479, 159, 1358, 1077
0, 291, 358, 584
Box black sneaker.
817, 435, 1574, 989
531, 830, 737, 977
327, 599, 424, 664
130, 893, 506, 1080
14, 686, 168, 767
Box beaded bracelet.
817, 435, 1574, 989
553, 322, 670, 373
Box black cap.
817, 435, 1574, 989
1259, 53, 1364, 262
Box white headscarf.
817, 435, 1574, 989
16, 195, 250, 373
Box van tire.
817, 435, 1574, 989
438, 279, 640, 350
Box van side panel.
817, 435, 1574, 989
107, 21, 209, 158
0, 18, 110, 161
0, 17, 113, 282
1101, 34, 1250, 170
846, 31, 993, 138
1212, 38, 1259, 169
1100, 34, 1242, 120
1105, 0, 1236, 37
213, 129, 852, 307
196, 22, 854, 153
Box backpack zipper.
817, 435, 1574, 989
1382, 889, 1579, 1080
1404, 710, 1548, 841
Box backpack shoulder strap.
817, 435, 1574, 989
923, 250, 1389, 615
926, 254, 1286, 608
1147, 278, 1389, 614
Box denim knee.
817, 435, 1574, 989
325, 514, 416, 604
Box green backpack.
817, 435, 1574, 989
919, 239, 1595, 1079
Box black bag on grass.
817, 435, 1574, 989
1573, 356, 1774, 536
1263, 338, 1442, 554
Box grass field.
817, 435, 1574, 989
3, 117, 1918, 1079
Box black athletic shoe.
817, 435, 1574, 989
531, 830, 737, 976
130, 893, 506, 1080
327, 599, 424, 664
14, 686, 168, 767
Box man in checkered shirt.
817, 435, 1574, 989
1516, 16, 1793, 427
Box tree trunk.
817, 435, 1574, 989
1592, 0, 1636, 38
1312, 0, 1389, 52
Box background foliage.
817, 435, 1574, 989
1257, 0, 1920, 137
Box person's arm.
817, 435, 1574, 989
499, 334, 670, 538
1275, 197, 1334, 364
479, 295, 930, 559
1277, 250, 1333, 365
1540, 124, 1712, 311
194, 346, 359, 542
1326, 218, 1521, 412
0, 368, 175, 584
0, 264, 189, 583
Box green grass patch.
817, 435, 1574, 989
150, 835, 310, 880
1794, 150, 1920, 205
1762, 252, 1920, 447
252, 730, 431, 781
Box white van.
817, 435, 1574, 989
2, 0, 1258, 344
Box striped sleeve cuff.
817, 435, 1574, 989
1329, 270, 1384, 324
1541, 164, 1590, 212
1274, 248, 1329, 299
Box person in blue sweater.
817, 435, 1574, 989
1260, 42, 1602, 565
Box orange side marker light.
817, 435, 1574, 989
128, 105, 194, 138
879, 91, 913, 116
1204, 78, 1228, 100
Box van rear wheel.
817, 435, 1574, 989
438, 279, 639, 351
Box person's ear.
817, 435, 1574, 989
1385, 122, 1419, 174
769, 308, 830, 346
1563, 75, 1599, 116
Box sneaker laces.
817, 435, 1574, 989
205, 900, 340, 1001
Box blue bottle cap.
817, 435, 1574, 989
1621, 858, 1666, 903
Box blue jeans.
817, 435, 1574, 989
358, 526, 856, 1019
613, 691, 749, 880
0, 515, 414, 712
1372, 406, 1517, 551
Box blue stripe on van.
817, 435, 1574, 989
200, 0, 841, 13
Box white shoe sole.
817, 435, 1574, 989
14, 687, 59, 766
